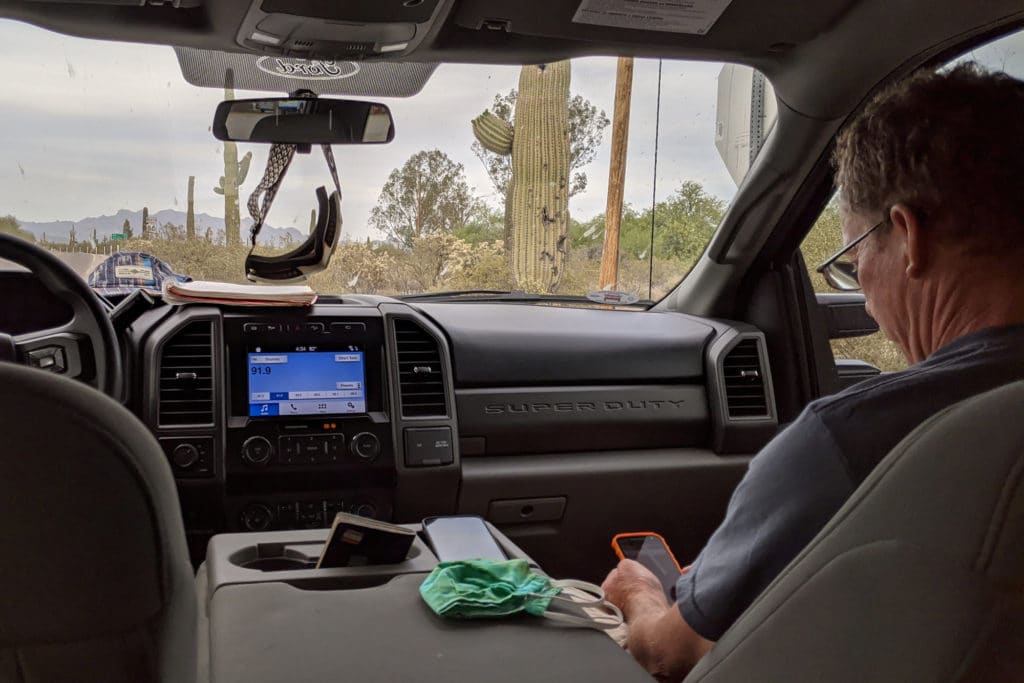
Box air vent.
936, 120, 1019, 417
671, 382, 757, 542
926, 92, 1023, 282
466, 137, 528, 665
158, 321, 214, 426
722, 337, 770, 419
394, 319, 447, 418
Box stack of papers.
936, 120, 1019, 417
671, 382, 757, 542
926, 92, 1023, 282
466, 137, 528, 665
162, 280, 318, 307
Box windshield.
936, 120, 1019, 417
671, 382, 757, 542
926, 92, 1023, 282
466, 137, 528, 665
0, 20, 762, 303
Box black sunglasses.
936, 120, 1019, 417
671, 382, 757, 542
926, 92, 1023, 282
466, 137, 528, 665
815, 217, 887, 291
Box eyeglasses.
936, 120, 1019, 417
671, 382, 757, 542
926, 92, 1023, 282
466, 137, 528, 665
815, 217, 887, 291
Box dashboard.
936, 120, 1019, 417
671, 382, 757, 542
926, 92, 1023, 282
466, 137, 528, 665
118, 296, 777, 564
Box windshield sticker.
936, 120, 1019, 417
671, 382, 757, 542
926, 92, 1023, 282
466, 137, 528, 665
572, 0, 733, 35
586, 290, 640, 305
255, 58, 360, 81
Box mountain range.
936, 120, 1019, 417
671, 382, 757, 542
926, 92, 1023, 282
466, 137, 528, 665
19, 208, 306, 246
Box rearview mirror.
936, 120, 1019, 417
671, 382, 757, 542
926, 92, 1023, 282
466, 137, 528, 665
213, 97, 395, 144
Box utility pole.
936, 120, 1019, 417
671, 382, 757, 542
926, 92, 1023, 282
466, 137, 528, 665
599, 57, 633, 290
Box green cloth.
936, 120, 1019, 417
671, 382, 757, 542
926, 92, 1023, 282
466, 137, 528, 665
419, 559, 562, 619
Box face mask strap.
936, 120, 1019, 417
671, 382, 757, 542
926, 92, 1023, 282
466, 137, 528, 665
528, 579, 624, 630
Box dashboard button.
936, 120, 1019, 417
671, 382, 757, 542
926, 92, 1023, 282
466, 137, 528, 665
330, 322, 366, 334
298, 435, 327, 461
327, 434, 345, 458
404, 427, 453, 467
277, 436, 296, 462
306, 322, 325, 333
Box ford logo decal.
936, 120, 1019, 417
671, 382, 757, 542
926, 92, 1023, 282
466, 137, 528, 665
255, 57, 361, 81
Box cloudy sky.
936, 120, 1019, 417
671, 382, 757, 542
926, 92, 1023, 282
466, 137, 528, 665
0, 19, 741, 242
1, 19, 1020, 242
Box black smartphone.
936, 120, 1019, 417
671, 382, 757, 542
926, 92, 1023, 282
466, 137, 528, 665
612, 532, 683, 600
422, 515, 507, 562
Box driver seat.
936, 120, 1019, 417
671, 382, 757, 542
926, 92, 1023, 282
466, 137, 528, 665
0, 363, 196, 682
685, 379, 1024, 681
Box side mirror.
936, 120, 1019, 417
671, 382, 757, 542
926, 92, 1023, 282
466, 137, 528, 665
213, 97, 395, 145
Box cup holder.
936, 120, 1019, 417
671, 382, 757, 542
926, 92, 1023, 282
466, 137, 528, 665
242, 557, 315, 571
228, 540, 424, 571
229, 542, 322, 572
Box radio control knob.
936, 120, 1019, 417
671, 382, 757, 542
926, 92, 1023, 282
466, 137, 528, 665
241, 436, 273, 467
350, 432, 381, 461
171, 443, 199, 469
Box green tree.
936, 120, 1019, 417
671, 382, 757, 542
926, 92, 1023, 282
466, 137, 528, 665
800, 198, 842, 292
455, 205, 505, 245
122, 218, 133, 239
572, 181, 725, 268
0, 215, 35, 242
369, 150, 479, 248
472, 89, 610, 201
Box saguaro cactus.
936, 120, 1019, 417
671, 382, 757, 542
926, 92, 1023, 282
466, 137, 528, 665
214, 148, 251, 246
186, 175, 196, 239
472, 61, 571, 292
214, 70, 252, 246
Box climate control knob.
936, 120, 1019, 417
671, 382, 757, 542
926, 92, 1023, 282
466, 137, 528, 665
171, 443, 199, 469
241, 503, 274, 531
241, 436, 273, 467
354, 503, 377, 519
350, 432, 381, 461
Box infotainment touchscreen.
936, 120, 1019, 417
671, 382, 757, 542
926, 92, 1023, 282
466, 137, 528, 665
248, 349, 366, 417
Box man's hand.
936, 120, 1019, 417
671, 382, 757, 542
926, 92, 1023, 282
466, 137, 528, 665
601, 560, 714, 682
602, 558, 669, 620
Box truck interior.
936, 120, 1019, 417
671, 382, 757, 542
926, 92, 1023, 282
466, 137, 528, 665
0, 0, 1022, 681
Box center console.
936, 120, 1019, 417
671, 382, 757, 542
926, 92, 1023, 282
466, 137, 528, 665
223, 314, 396, 532
200, 524, 652, 683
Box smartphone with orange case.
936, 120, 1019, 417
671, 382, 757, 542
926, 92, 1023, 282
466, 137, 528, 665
612, 532, 684, 599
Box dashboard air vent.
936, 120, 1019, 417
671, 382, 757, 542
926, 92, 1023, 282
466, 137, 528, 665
394, 319, 447, 418
723, 337, 770, 419
158, 321, 214, 426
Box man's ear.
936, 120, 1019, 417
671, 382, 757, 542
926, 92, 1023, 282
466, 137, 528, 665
890, 204, 926, 278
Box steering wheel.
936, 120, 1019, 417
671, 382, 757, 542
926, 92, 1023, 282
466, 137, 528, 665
0, 233, 123, 397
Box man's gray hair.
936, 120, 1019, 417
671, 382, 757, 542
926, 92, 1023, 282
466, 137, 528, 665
834, 63, 1024, 255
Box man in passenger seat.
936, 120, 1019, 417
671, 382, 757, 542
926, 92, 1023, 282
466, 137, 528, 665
601, 63, 1024, 680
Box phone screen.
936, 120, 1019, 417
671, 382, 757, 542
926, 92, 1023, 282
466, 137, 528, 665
617, 535, 681, 599
422, 516, 507, 562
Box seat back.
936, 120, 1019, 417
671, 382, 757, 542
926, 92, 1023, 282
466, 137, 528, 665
685, 380, 1024, 682
0, 363, 195, 682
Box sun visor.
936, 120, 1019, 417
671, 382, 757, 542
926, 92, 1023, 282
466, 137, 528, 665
175, 48, 438, 97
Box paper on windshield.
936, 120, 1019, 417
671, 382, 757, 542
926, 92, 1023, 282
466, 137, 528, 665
572, 0, 733, 35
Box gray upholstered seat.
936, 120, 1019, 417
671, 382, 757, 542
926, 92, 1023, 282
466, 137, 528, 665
0, 363, 196, 683
685, 380, 1024, 682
